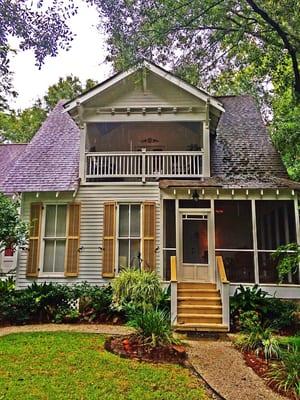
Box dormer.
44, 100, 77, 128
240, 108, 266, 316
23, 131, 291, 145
64, 61, 224, 183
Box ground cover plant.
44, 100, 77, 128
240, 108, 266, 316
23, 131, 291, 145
0, 332, 207, 400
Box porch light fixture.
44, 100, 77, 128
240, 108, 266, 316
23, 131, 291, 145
192, 190, 199, 202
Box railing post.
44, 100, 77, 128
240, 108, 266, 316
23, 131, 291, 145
142, 148, 146, 183
170, 256, 177, 326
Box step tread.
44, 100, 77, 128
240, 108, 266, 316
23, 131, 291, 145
178, 296, 221, 301
174, 323, 228, 332
178, 289, 219, 292
178, 305, 222, 309
178, 313, 222, 318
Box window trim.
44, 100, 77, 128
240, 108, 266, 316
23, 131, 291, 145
40, 203, 68, 277
116, 203, 142, 273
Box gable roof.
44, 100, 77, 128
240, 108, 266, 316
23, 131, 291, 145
1, 102, 80, 194
0, 144, 27, 191
64, 60, 225, 113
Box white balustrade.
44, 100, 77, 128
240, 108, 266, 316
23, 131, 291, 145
86, 151, 203, 181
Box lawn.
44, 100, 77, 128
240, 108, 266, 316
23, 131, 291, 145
0, 332, 208, 400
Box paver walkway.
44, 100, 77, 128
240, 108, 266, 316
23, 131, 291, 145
0, 325, 285, 400
186, 336, 285, 400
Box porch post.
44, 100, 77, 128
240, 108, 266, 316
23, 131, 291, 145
293, 195, 300, 282
202, 100, 210, 177
210, 198, 216, 282
79, 123, 86, 182
251, 199, 259, 284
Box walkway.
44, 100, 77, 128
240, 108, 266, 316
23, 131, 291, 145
187, 336, 285, 400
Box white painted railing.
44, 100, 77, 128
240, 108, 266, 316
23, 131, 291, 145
216, 256, 230, 330
86, 150, 203, 181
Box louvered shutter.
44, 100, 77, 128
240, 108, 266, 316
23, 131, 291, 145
142, 202, 156, 271
65, 203, 81, 277
26, 203, 42, 277
102, 202, 116, 277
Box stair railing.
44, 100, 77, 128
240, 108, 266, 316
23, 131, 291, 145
170, 256, 177, 325
216, 255, 230, 328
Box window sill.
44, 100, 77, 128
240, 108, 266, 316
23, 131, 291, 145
38, 274, 65, 278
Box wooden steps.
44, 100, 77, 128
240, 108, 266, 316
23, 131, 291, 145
175, 282, 228, 332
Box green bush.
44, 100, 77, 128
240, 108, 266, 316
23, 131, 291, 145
127, 308, 176, 347
264, 298, 298, 331
0, 281, 113, 325
111, 268, 163, 313
267, 345, 300, 397
0, 276, 15, 295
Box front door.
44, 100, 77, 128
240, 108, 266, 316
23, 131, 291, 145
179, 211, 212, 281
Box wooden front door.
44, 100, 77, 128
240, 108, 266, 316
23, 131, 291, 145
179, 210, 212, 281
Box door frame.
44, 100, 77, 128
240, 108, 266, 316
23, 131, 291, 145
177, 208, 214, 282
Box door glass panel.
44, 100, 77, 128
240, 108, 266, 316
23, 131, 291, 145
183, 218, 208, 264
130, 205, 140, 237
119, 205, 129, 237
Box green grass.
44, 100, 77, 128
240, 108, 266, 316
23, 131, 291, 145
278, 335, 300, 349
0, 332, 207, 400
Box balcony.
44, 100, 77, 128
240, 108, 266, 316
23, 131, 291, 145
85, 150, 203, 182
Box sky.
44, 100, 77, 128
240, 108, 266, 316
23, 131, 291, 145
9, 2, 112, 111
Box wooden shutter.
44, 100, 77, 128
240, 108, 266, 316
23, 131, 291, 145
102, 202, 116, 278
65, 203, 81, 277
26, 203, 42, 277
142, 202, 156, 272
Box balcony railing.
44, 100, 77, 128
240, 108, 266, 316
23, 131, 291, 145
85, 150, 203, 181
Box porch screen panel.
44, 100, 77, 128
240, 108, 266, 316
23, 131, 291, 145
256, 200, 298, 284
65, 203, 81, 277
142, 202, 156, 272
102, 202, 116, 277
26, 203, 42, 277
215, 200, 254, 282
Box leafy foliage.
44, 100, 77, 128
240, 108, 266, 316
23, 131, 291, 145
230, 284, 269, 316
272, 242, 300, 283
0, 0, 76, 110
0, 193, 28, 252
127, 308, 176, 347
111, 268, 163, 313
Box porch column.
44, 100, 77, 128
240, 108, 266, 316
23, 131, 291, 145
251, 200, 259, 284
79, 123, 86, 182
202, 100, 210, 177
294, 195, 300, 282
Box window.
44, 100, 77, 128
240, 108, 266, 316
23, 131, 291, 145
118, 204, 141, 269
43, 205, 67, 273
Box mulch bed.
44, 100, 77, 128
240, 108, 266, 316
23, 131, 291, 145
243, 351, 298, 400
104, 334, 187, 365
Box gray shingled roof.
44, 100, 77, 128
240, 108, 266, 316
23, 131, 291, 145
0, 144, 27, 191
1, 102, 80, 194
1, 93, 298, 193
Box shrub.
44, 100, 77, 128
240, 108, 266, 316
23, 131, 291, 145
127, 308, 176, 347
264, 298, 298, 331
235, 324, 280, 360
0, 276, 15, 295
111, 268, 163, 313
239, 310, 261, 332
230, 285, 269, 317
272, 242, 300, 283
267, 345, 300, 397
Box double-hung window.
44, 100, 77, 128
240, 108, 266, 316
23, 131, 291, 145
43, 204, 67, 273
118, 204, 141, 269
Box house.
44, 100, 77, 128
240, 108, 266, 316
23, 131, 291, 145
0, 143, 27, 275
1, 61, 300, 331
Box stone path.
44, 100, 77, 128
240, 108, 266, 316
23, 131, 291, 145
0, 325, 285, 400
186, 336, 285, 400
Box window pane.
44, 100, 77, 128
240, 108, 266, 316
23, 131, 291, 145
56, 205, 67, 237
183, 219, 208, 264
119, 239, 129, 268
216, 251, 255, 283
130, 205, 140, 237
215, 200, 253, 249
258, 252, 299, 284
45, 205, 56, 237
256, 200, 296, 250
55, 240, 66, 272
44, 240, 55, 272
130, 239, 141, 268
119, 205, 129, 237
164, 200, 176, 248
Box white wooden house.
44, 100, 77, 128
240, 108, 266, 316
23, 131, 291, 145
1, 61, 300, 331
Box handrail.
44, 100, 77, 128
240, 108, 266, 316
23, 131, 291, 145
216, 255, 229, 284
170, 256, 177, 282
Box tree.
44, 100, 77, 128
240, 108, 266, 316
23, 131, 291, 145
0, 76, 98, 143
88, 0, 300, 100
0, 193, 28, 252
0, 0, 76, 110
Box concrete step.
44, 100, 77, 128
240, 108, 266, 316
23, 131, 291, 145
177, 313, 223, 324
178, 288, 220, 297
178, 296, 222, 306
177, 304, 222, 315
178, 282, 217, 290
174, 323, 229, 332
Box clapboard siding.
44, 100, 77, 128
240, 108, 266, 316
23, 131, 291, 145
16, 184, 160, 288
